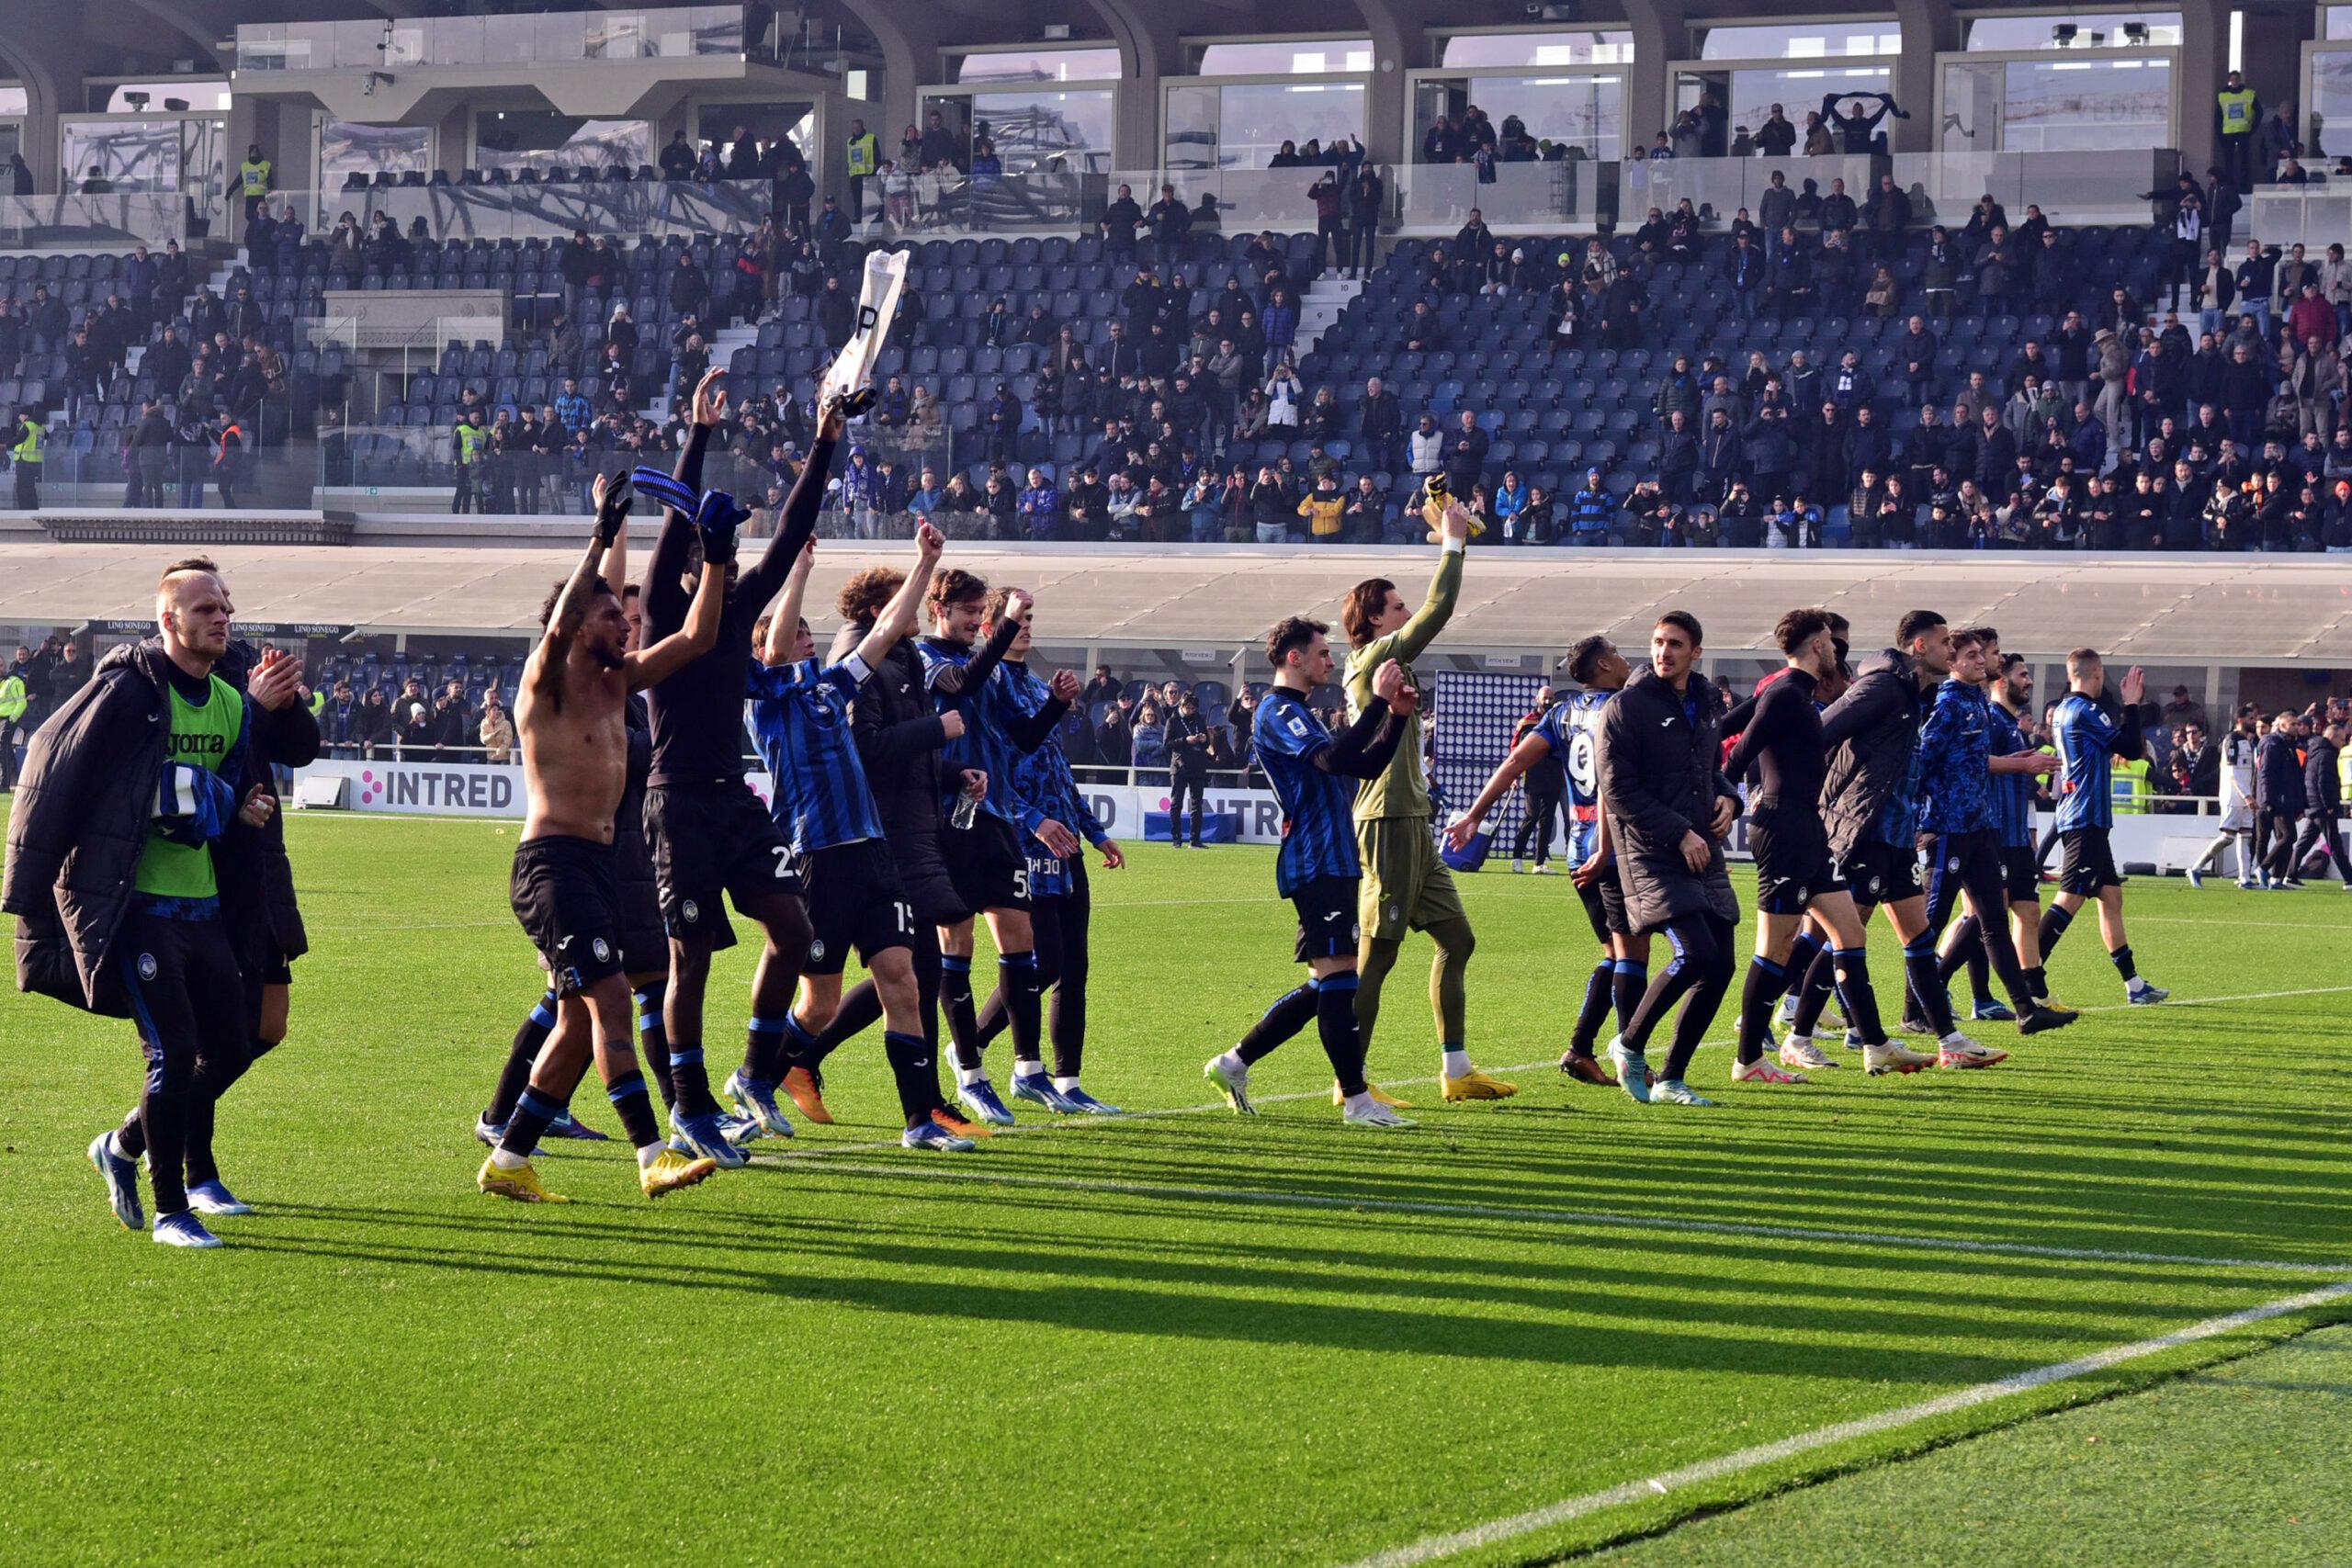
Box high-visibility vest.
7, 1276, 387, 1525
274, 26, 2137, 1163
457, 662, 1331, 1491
2217, 90, 2257, 135
0, 673, 27, 724
306, 688, 326, 717
2112, 756, 2151, 814
844, 132, 876, 176
216, 423, 243, 463
240, 158, 273, 196
455, 424, 486, 464
11, 419, 41, 466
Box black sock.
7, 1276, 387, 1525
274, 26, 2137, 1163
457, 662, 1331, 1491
1831, 947, 1885, 1044
2109, 943, 2138, 984
605, 1069, 661, 1148
779, 1016, 821, 1081
2038, 904, 2075, 961
1903, 937, 1956, 1036
499, 1084, 565, 1158
812, 978, 881, 1063
634, 984, 674, 1111
1001, 952, 1045, 1068
1789, 942, 1839, 1036
1237, 985, 1316, 1064
971, 984, 1010, 1052
1314, 973, 1366, 1096
486, 990, 555, 1125
942, 954, 981, 1072
2024, 964, 2049, 1000
1611, 959, 1649, 1034
666, 1043, 720, 1119
1734, 953, 1789, 1065
1569, 958, 1612, 1056
883, 1031, 936, 1123
745, 1013, 789, 1083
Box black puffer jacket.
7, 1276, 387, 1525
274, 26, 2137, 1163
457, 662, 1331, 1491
1819, 648, 1927, 861
217, 638, 321, 966
3, 639, 256, 1016
1596, 668, 1740, 931
835, 625, 954, 840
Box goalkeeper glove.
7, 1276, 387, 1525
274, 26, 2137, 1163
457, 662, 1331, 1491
694, 489, 751, 567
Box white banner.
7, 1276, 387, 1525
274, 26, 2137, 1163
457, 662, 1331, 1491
289, 761, 2233, 875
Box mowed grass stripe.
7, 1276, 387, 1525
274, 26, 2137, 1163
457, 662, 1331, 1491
3, 812, 2346, 1565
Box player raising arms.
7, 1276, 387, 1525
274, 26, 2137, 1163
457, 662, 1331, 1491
748, 524, 975, 1149
2038, 649, 2169, 1003
1342, 496, 1516, 1104
920, 570, 1078, 1124
479, 473, 733, 1202
1593, 612, 1742, 1107
1445, 635, 1645, 1086
1205, 616, 1419, 1126
638, 371, 844, 1159
967, 585, 1129, 1113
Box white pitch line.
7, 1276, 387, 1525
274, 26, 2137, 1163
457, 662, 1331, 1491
782, 1156, 2351, 1279
1339, 1280, 2352, 1568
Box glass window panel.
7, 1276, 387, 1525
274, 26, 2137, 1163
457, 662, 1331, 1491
62, 120, 182, 190
0, 86, 28, 115
1963, 13, 2181, 50
1417, 74, 1624, 161
321, 120, 432, 186
967, 89, 1114, 175
1699, 23, 1901, 60
2331, 7, 2352, 41
1165, 83, 1219, 170
1208, 80, 1366, 167
476, 114, 651, 175
1196, 40, 1374, 75
955, 47, 1122, 83
2312, 49, 2352, 158
1439, 31, 1634, 67
1721, 64, 1893, 141
1939, 55, 2172, 151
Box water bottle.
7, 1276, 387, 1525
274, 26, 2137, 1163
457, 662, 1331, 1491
951, 786, 979, 831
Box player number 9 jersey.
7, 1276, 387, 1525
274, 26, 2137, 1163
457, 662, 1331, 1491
1535, 690, 1611, 863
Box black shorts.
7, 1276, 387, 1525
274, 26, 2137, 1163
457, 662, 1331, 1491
2003, 844, 2041, 902
1836, 838, 1923, 907
644, 780, 802, 950
892, 829, 970, 927
944, 812, 1031, 913
509, 834, 627, 996
1749, 805, 1840, 915
1924, 828, 2005, 918
1576, 866, 1631, 943
2058, 828, 2122, 895
1290, 874, 1362, 964
802, 839, 914, 975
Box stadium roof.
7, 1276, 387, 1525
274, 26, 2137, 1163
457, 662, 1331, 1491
5, 541, 2348, 666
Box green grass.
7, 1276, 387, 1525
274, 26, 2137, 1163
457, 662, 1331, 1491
2, 811, 2347, 1566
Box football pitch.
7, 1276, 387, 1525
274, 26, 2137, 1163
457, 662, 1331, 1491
3, 810, 2348, 1566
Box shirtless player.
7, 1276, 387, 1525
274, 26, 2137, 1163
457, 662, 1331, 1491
477, 472, 734, 1202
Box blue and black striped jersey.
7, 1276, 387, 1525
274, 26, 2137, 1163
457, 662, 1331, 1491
1916, 677, 2000, 835
747, 654, 882, 853
1002, 660, 1109, 899
1986, 699, 2037, 850
2052, 693, 2124, 831
1254, 687, 1360, 897
1534, 689, 1613, 863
